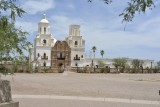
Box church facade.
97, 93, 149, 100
51, 40, 71, 68
29, 14, 154, 69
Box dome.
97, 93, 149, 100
39, 14, 49, 23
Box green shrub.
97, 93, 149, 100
131, 68, 136, 73
105, 67, 110, 73
100, 68, 105, 73
0, 65, 10, 75
78, 69, 87, 73
12, 64, 18, 73
152, 67, 160, 73
25, 64, 32, 73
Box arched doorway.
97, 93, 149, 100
58, 63, 64, 73
58, 63, 63, 67
43, 61, 46, 67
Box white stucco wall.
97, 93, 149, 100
36, 47, 52, 66
77, 58, 154, 68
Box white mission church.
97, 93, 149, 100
29, 14, 154, 69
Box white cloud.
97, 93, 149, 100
135, 16, 160, 33
48, 14, 160, 54
49, 15, 85, 40
15, 21, 37, 35
74, 14, 160, 59
67, 4, 75, 9
22, 0, 56, 14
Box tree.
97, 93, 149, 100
131, 59, 144, 68
0, 0, 31, 74
0, 0, 30, 57
131, 59, 144, 73
91, 46, 97, 72
92, 46, 97, 58
100, 50, 104, 58
0, 0, 25, 27
113, 58, 127, 73
6, 54, 31, 73
88, 0, 155, 22
0, 22, 31, 61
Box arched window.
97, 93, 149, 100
76, 54, 78, 59
60, 53, 63, 58
44, 53, 46, 58
75, 41, 78, 45
57, 52, 65, 59
43, 39, 46, 44
43, 61, 46, 67
44, 27, 46, 34
81, 55, 83, 58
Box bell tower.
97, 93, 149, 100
66, 25, 85, 66
33, 14, 56, 67
38, 14, 51, 35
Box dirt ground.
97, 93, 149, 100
1, 72, 160, 101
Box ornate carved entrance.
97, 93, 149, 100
51, 41, 71, 68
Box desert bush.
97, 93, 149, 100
153, 67, 159, 73
119, 68, 125, 73
124, 64, 130, 73
58, 69, 64, 73
131, 68, 136, 73
145, 67, 151, 73
105, 66, 110, 73
25, 64, 32, 73
0, 65, 10, 75
78, 69, 87, 73
100, 68, 105, 73
99, 67, 110, 73
12, 63, 18, 73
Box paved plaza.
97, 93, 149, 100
1, 72, 160, 107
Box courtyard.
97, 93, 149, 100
1, 72, 160, 107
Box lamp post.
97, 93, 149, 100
76, 62, 78, 73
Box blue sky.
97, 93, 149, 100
15, 0, 160, 62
